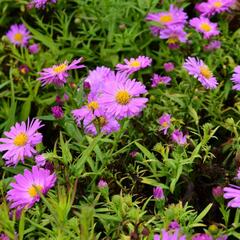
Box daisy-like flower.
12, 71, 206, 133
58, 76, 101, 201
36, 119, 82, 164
155, 230, 186, 240
158, 113, 171, 135
231, 66, 240, 90
72, 92, 101, 126
99, 72, 148, 119
183, 57, 218, 89
83, 109, 120, 136
204, 40, 221, 52
6, 24, 31, 47
190, 17, 219, 39
28, 0, 57, 9
7, 166, 56, 210
0, 119, 43, 166
146, 5, 187, 28
84, 66, 115, 94
223, 184, 240, 208
159, 26, 187, 45
171, 129, 187, 145
196, 0, 235, 17
116, 56, 152, 75
151, 74, 171, 87
38, 58, 85, 86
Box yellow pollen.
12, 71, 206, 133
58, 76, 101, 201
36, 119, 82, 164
115, 90, 131, 105
213, 1, 222, 8
200, 66, 212, 79
14, 133, 28, 146
87, 101, 99, 110
162, 121, 169, 128
53, 64, 67, 73
28, 185, 43, 198
200, 23, 212, 32
14, 33, 23, 43
167, 37, 178, 44
159, 14, 173, 23
130, 60, 141, 68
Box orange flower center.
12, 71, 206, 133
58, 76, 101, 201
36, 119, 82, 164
200, 23, 212, 32
159, 14, 173, 23
213, 1, 222, 8
53, 64, 67, 73
162, 121, 169, 128
14, 133, 28, 146
87, 101, 99, 110
129, 60, 141, 68
14, 33, 23, 43
28, 185, 43, 198
200, 66, 212, 79
115, 90, 131, 105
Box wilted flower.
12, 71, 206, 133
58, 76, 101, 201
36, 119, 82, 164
196, 0, 235, 17
130, 150, 138, 158
99, 72, 148, 119
51, 106, 64, 119
192, 233, 213, 240
153, 186, 164, 199
158, 113, 171, 135
171, 129, 187, 145
190, 17, 219, 39
0, 119, 43, 166
169, 220, 180, 230
98, 179, 108, 189
151, 74, 171, 87
116, 56, 152, 75
0, 234, 10, 240
38, 58, 85, 86
28, 43, 40, 54
6, 24, 31, 47
35, 154, 46, 167
19, 65, 30, 75
28, 0, 57, 9
7, 166, 56, 210
212, 186, 224, 197
204, 40, 221, 52
223, 184, 240, 208
164, 62, 175, 72
183, 57, 218, 89
231, 66, 240, 90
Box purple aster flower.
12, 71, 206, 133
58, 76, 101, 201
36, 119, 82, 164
98, 179, 108, 189
151, 74, 171, 87
35, 154, 46, 167
212, 186, 224, 197
192, 233, 213, 240
19, 64, 30, 75
169, 220, 180, 230
146, 5, 187, 28
161, 229, 186, 240
51, 106, 64, 119
183, 57, 218, 89
171, 129, 187, 145
28, 43, 40, 54
160, 26, 187, 45
158, 113, 171, 135
196, 0, 235, 17
223, 184, 240, 208
216, 236, 228, 240
84, 66, 115, 94
231, 66, 240, 90
190, 17, 219, 39
0, 119, 43, 166
154, 234, 160, 240
28, 0, 57, 9
38, 58, 85, 86
0, 234, 10, 240
116, 56, 152, 75
153, 186, 164, 199
83, 109, 120, 136
164, 62, 175, 72
7, 166, 56, 210
6, 24, 31, 47
204, 40, 221, 52
99, 72, 148, 119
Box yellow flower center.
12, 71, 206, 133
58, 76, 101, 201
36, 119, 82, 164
200, 66, 212, 79
162, 121, 169, 128
167, 37, 178, 44
94, 116, 107, 127
53, 64, 67, 73
213, 1, 222, 8
200, 23, 212, 32
87, 101, 99, 110
14, 133, 28, 146
130, 60, 141, 68
115, 90, 131, 105
28, 185, 43, 198
159, 14, 173, 23
14, 33, 23, 43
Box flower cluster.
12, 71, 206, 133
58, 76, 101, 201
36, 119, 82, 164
28, 0, 57, 9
